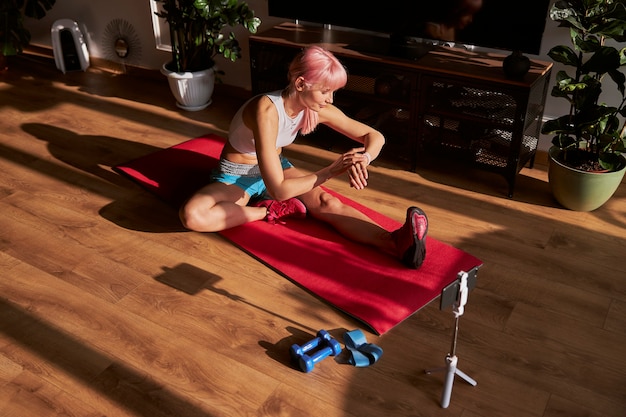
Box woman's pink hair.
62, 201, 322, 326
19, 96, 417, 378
285, 46, 347, 135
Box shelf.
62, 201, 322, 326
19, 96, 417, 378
249, 23, 552, 197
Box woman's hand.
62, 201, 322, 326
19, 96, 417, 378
325, 147, 372, 189
347, 149, 370, 190
326, 146, 361, 172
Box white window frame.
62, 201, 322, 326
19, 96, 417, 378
149, 0, 172, 51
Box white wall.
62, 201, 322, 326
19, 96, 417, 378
26, 1, 616, 151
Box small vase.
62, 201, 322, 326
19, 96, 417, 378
503, 50, 530, 79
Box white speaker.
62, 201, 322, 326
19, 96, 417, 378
51, 19, 90, 74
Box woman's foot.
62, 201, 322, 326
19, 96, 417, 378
392, 206, 428, 269
252, 198, 307, 224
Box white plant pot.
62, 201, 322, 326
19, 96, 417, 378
161, 63, 215, 111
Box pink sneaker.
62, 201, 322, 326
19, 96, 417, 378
253, 198, 307, 224
391, 206, 428, 269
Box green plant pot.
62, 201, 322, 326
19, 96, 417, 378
548, 147, 626, 211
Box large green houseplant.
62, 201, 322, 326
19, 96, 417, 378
541, 0, 626, 211
154, 0, 260, 110
0, 0, 56, 68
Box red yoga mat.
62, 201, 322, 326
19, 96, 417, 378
114, 134, 482, 335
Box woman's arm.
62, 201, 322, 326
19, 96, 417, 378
319, 104, 385, 163
318, 104, 386, 189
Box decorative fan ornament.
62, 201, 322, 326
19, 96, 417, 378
102, 19, 142, 68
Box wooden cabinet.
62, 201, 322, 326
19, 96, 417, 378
249, 23, 552, 197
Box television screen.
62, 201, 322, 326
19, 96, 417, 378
267, 0, 551, 55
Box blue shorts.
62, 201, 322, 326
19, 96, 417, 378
210, 156, 294, 199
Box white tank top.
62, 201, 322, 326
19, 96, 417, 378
228, 90, 304, 155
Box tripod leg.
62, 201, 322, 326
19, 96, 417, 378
424, 366, 445, 375
455, 368, 477, 386
440, 355, 457, 408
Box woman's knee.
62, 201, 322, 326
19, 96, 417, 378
179, 202, 208, 231
307, 191, 344, 216
178, 203, 194, 230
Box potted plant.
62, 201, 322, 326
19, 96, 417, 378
0, 0, 56, 70
541, 0, 626, 211
153, 0, 260, 111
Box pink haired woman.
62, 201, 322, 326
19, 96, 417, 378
179, 45, 428, 268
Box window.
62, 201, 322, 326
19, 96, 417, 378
149, 0, 171, 51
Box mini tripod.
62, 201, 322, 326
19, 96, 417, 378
425, 269, 478, 408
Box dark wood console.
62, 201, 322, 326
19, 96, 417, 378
249, 23, 553, 197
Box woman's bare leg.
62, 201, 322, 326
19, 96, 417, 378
299, 186, 399, 251
179, 182, 266, 232
300, 187, 428, 268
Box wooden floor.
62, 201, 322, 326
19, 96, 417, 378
1, 52, 625, 417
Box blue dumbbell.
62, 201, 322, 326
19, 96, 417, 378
289, 329, 333, 361
298, 338, 342, 373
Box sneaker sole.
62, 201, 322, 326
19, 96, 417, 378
402, 207, 428, 269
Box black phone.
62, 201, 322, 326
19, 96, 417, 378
440, 266, 480, 310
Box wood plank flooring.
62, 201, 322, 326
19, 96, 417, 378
1, 52, 625, 417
